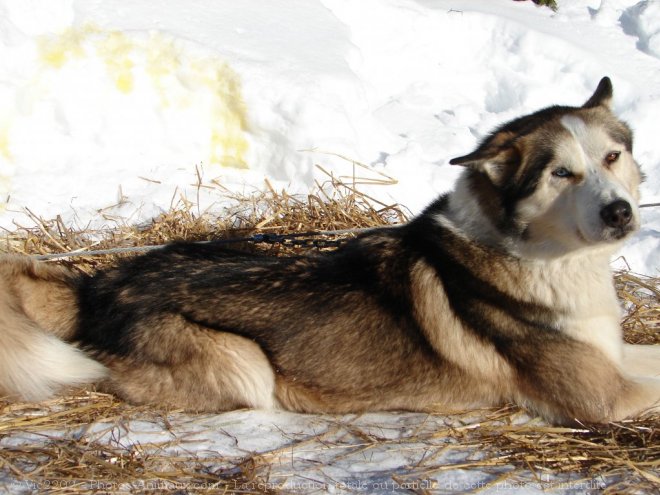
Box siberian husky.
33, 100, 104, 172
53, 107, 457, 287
0, 77, 658, 424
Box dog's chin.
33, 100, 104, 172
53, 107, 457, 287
578, 223, 638, 246
520, 223, 638, 260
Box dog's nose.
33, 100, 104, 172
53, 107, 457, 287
600, 200, 633, 228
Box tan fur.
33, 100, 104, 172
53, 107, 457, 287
0, 255, 79, 339
411, 260, 514, 383
0, 256, 106, 400
101, 328, 278, 411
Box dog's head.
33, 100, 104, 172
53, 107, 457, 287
449, 77, 643, 259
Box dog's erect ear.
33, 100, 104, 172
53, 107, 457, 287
449, 131, 519, 185
582, 77, 613, 109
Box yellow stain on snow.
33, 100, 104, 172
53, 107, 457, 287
36, 25, 249, 168
4, 27, 250, 213
0, 126, 11, 161
145, 34, 249, 168
194, 61, 250, 169
95, 31, 135, 94
145, 34, 182, 108
38, 25, 95, 68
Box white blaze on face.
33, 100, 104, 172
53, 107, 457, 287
557, 115, 639, 244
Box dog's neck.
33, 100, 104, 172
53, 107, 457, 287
434, 174, 623, 355
442, 173, 510, 249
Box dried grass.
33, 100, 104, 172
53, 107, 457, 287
0, 165, 658, 494
1, 164, 407, 274
617, 271, 660, 345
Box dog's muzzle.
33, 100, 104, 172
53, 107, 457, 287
600, 199, 635, 239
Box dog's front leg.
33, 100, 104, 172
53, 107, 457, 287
511, 338, 660, 424
622, 344, 660, 378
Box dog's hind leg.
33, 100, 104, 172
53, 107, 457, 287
101, 320, 278, 412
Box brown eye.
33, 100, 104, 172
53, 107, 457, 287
605, 151, 620, 165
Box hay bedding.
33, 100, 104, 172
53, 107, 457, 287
0, 170, 658, 494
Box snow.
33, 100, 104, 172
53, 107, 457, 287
0, 0, 658, 273
0, 0, 659, 492
0, 407, 611, 494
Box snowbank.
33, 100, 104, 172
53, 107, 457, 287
0, 0, 658, 272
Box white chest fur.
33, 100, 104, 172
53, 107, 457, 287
523, 253, 624, 365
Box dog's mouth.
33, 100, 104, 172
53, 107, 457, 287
604, 223, 638, 241
578, 222, 638, 245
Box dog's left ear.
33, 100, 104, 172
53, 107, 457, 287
582, 77, 613, 109
449, 131, 519, 186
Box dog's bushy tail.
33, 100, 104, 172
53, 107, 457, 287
0, 256, 107, 401
0, 317, 107, 401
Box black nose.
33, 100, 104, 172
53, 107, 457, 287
600, 200, 633, 228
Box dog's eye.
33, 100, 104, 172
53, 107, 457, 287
552, 167, 573, 178
605, 151, 621, 165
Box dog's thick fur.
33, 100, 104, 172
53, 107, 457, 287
1, 78, 659, 424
